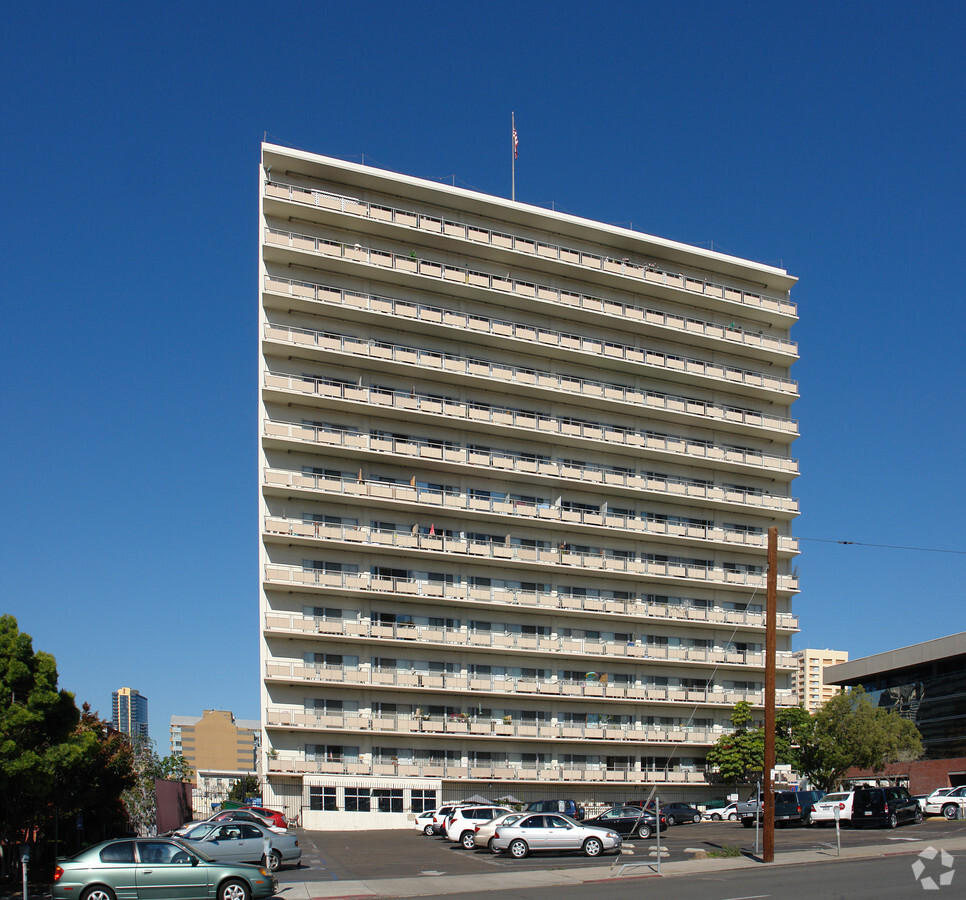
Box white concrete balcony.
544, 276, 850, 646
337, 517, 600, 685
262, 280, 797, 400
264, 706, 729, 745
263, 565, 800, 632
263, 360, 798, 440
263, 660, 797, 709
263, 181, 797, 323
264, 612, 797, 671
262, 246, 797, 366
263, 517, 799, 593
266, 754, 711, 784
263, 467, 799, 555
263, 417, 799, 482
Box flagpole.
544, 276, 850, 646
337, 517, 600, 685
511, 113, 520, 201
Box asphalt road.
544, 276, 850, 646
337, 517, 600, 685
276, 816, 966, 885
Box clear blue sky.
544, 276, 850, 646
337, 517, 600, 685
4, 1, 965, 747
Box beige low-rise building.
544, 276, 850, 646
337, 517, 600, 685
170, 709, 259, 774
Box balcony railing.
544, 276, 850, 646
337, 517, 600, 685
263, 468, 799, 554
264, 660, 797, 708
265, 612, 796, 670
265, 706, 732, 743
263, 565, 800, 631
263, 516, 798, 593
263, 181, 797, 321
263, 277, 798, 397
262, 238, 797, 361
263, 360, 798, 438
266, 754, 712, 784
264, 417, 800, 480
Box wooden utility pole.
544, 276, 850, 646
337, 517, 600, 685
763, 526, 778, 862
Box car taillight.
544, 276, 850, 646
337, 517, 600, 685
474, 825, 481, 832
796, 806, 801, 813
53, 867, 64, 883
493, 830, 500, 839
839, 803, 845, 811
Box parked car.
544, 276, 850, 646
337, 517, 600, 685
633, 801, 701, 825
445, 805, 514, 848
851, 786, 922, 828
925, 785, 966, 819
52, 837, 277, 900
740, 790, 825, 827
180, 820, 301, 871
524, 799, 585, 820
174, 809, 283, 836
473, 812, 526, 850
583, 805, 665, 839
490, 813, 621, 858
702, 802, 739, 821
809, 792, 855, 826
414, 808, 439, 835
430, 804, 468, 836
239, 805, 288, 829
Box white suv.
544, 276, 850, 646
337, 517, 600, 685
445, 805, 513, 849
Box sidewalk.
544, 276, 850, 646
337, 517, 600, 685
277, 833, 966, 899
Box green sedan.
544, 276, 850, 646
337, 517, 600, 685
52, 836, 277, 900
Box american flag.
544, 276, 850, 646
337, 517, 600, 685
513, 124, 519, 159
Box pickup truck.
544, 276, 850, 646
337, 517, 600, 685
739, 790, 825, 827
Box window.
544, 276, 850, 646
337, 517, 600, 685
411, 789, 437, 813
345, 788, 371, 812
309, 784, 339, 812
100, 842, 135, 863
374, 789, 404, 812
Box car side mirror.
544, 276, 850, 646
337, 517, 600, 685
191, 857, 199, 867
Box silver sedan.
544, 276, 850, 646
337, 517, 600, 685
490, 813, 621, 858
180, 820, 301, 871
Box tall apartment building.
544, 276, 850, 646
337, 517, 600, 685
258, 143, 801, 827
792, 648, 848, 712
112, 687, 149, 740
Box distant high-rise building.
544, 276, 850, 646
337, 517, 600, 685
112, 687, 149, 740
791, 649, 848, 712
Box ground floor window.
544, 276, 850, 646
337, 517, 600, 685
309, 786, 337, 811
374, 788, 404, 812
411, 789, 437, 813
345, 787, 371, 812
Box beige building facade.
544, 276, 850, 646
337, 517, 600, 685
792, 648, 849, 712
258, 143, 801, 828
170, 709, 259, 774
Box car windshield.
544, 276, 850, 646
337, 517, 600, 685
181, 825, 216, 841
823, 793, 848, 802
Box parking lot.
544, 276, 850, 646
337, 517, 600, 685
277, 816, 966, 885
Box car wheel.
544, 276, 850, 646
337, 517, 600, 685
666, 815, 676, 826
728, 813, 738, 821
692, 814, 701, 824
803, 813, 812, 827
742, 818, 754, 828
636, 823, 652, 839
889, 812, 899, 829
488, 837, 499, 853
710, 813, 721, 821
81, 887, 117, 900
218, 880, 251, 900
583, 837, 604, 857
508, 839, 529, 859
423, 824, 434, 836
914, 809, 923, 824
267, 850, 281, 871
943, 804, 958, 820
461, 831, 476, 850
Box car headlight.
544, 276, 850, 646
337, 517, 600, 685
607, 832, 619, 839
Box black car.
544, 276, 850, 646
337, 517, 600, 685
628, 801, 701, 825
583, 806, 666, 839
524, 799, 585, 820
740, 790, 825, 827
851, 786, 922, 829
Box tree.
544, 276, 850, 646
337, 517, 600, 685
797, 687, 923, 791
705, 701, 811, 787
227, 775, 260, 803
0, 614, 82, 844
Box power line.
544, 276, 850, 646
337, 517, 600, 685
799, 537, 966, 556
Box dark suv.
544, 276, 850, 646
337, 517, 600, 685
741, 790, 825, 827
524, 799, 584, 820
851, 786, 922, 828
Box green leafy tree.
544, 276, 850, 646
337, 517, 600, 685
0, 614, 82, 843
797, 686, 923, 791
227, 775, 260, 803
